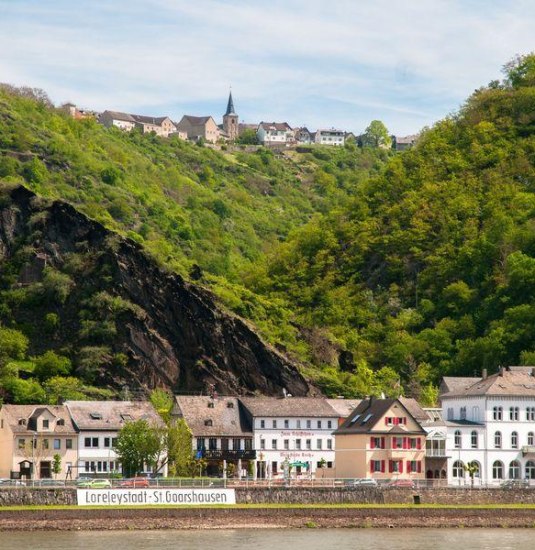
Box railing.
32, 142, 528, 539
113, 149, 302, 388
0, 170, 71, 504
425, 449, 450, 457
201, 449, 256, 460
522, 446, 535, 455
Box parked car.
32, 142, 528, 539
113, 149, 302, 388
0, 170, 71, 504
348, 478, 379, 487
118, 477, 149, 488
386, 479, 415, 488
76, 479, 112, 489
501, 479, 529, 489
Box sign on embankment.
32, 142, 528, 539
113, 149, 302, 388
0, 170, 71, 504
77, 488, 236, 506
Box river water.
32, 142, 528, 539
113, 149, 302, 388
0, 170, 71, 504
0, 529, 530, 550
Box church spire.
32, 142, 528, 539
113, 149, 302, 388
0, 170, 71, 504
225, 90, 236, 115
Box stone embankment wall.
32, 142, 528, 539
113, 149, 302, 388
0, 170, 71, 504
3, 487, 535, 506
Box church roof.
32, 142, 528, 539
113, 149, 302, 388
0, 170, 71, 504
225, 91, 236, 116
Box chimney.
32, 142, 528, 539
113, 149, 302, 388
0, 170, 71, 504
499, 366, 504, 377
531, 368, 535, 378
482, 369, 487, 380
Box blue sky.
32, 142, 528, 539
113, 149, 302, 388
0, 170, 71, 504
0, 0, 534, 135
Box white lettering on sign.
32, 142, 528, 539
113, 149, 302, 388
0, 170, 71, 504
77, 488, 236, 506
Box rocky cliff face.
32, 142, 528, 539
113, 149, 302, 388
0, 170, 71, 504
0, 185, 313, 397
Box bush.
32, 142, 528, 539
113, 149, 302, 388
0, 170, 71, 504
33, 350, 72, 381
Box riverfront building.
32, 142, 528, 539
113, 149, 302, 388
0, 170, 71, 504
441, 366, 535, 486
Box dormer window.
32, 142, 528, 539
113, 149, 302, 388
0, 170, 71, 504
90, 412, 102, 420
208, 402, 215, 408
204, 419, 213, 426
57, 419, 65, 426
42, 420, 49, 429
120, 413, 132, 421
227, 402, 234, 409
18, 419, 27, 426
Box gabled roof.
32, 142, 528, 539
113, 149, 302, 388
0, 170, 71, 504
131, 114, 173, 126
258, 122, 292, 132
240, 397, 338, 418
333, 398, 426, 435
1, 405, 76, 434
101, 110, 136, 123
324, 398, 361, 418
442, 366, 535, 398
179, 115, 214, 126
398, 396, 429, 423
173, 396, 252, 437
65, 400, 164, 431
440, 376, 481, 395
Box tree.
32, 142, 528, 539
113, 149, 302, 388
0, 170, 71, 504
33, 351, 71, 381
503, 52, 535, 88
167, 418, 193, 476
114, 419, 166, 477
53, 453, 62, 479
361, 120, 392, 148
150, 388, 174, 424
236, 128, 259, 145
464, 461, 479, 488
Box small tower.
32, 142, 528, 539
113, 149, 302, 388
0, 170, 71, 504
223, 90, 239, 141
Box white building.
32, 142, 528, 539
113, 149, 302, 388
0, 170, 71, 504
65, 400, 166, 477
441, 366, 535, 485
315, 129, 345, 146
257, 122, 294, 146
240, 397, 338, 479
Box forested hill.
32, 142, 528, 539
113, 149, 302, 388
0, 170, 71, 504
248, 54, 535, 402
0, 54, 534, 405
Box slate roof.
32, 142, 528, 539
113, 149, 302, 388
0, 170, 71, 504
131, 114, 172, 125
324, 398, 361, 418
178, 115, 214, 126
333, 398, 426, 435
1, 405, 76, 434
240, 397, 338, 418
65, 401, 164, 431
442, 367, 535, 398
173, 396, 252, 437
258, 122, 292, 132
101, 110, 136, 122
399, 396, 429, 422
440, 377, 481, 395
224, 91, 236, 116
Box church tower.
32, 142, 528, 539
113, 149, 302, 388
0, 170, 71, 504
223, 90, 239, 141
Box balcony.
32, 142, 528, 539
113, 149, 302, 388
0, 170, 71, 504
522, 446, 535, 456
201, 449, 256, 461
425, 449, 450, 458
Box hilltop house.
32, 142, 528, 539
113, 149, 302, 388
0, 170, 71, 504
99, 111, 176, 137
440, 366, 535, 486
176, 115, 220, 143
256, 122, 294, 147
0, 405, 78, 480
294, 127, 314, 144
315, 128, 345, 146
334, 397, 426, 481
99, 110, 137, 131
65, 400, 166, 478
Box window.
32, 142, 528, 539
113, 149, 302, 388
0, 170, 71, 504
66, 439, 72, 449
53, 439, 60, 450
454, 430, 461, 448
371, 460, 384, 473
57, 419, 65, 426
104, 437, 111, 448
371, 436, 384, 449
447, 408, 453, 421
306, 420, 311, 429
471, 431, 478, 449
233, 438, 242, 451
317, 439, 322, 450
527, 407, 535, 421
204, 419, 212, 427
327, 439, 333, 450
42, 439, 49, 450
209, 438, 217, 450
494, 431, 502, 448
492, 460, 504, 480
389, 460, 402, 473
196, 438, 205, 450
260, 420, 265, 429
296, 420, 301, 429
272, 420, 277, 429
18, 438, 25, 449
284, 439, 289, 450
284, 419, 289, 429
509, 460, 521, 480
452, 460, 464, 478
407, 460, 421, 473
306, 439, 312, 450
260, 439, 265, 450
472, 406, 479, 421
317, 421, 322, 429
112, 438, 117, 447
529, 432, 534, 446
84, 437, 98, 448
296, 439, 301, 450
327, 420, 332, 429
493, 406, 503, 421
460, 407, 466, 420
393, 437, 404, 449
271, 439, 277, 450
512, 431, 519, 449
510, 407, 519, 421
42, 419, 49, 429
526, 461, 535, 479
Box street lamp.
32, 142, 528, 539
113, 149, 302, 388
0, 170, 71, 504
31, 432, 37, 481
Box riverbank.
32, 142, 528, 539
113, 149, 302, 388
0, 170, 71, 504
1, 505, 535, 530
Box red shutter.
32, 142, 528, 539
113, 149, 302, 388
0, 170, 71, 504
406, 460, 411, 473
417, 438, 421, 450
403, 417, 407, 425
370, 461, 374, 474
381, 460, 385, 473
403, 437, 408, 449
417, 461, 422, 473
399, 460, 404, 474
385, 417, 389, 425
381, 437, 385, 449
389, 460, 393, 473
370, 437, 375, 449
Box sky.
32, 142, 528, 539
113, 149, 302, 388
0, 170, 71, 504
0, 0, 534, 135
